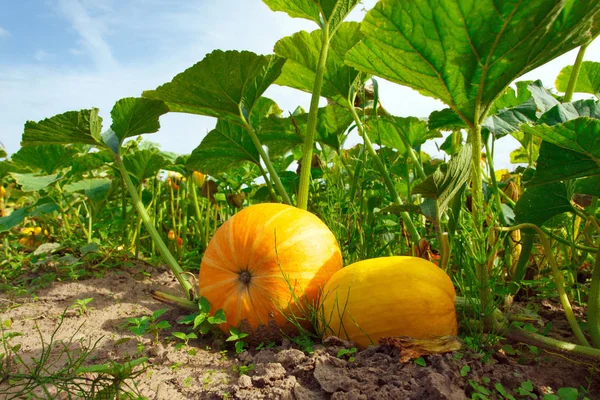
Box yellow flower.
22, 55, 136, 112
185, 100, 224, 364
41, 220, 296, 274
193, 171, 206, 188
18, 227, 48, 247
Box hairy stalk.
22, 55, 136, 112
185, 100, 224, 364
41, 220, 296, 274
242, 118, 291, 205
497, 224, 590, 346
504, 327, 600, 360
151, 289, 198, 312
589, 243, 600, 348
297, 22, 330, 210
469, 124, 492, 329
349, 100, 421, 244
563, 43, 589, 102
113, 154, 195, 300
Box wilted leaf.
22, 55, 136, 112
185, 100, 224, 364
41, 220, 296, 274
379, 336, 462, 363
413, 144, 473, 216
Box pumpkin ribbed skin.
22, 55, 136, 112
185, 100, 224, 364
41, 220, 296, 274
199, 203, 342, 339
321, 256, 457, 348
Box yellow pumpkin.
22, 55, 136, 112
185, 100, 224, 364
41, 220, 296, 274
320, 256, 457, 348
199, 203, 342, 340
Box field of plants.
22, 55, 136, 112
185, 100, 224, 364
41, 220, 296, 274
1, 0, 600, 398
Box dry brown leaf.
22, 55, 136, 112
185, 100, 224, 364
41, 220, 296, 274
379, 336, 462, 363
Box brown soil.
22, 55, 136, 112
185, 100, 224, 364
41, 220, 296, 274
1, 266, 598, 399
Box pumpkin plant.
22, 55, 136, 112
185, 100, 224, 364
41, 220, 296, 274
199, 203, 343, 341
19, 99, 197, 300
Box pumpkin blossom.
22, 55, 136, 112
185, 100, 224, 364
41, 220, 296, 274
193, 171, 206, 188
18, 226, 49, 247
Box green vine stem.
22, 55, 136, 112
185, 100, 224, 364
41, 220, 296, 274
469, 124, 493, 329
297, 22, 330, 210
497, 224, 590, 347
589, 240, 600, 348
504, 326, 600, 361
349, 97, 421, 244
151, 289, 198, 312
455, 297, 600, 360
113, 153, 195, 300
241, 118, 291, 205
563, 42, 589, 103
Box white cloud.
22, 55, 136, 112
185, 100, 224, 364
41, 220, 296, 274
57, 0, 118, 70
34, 50, 51, 61
0, 25, 10, 38
2, 0, 599, 172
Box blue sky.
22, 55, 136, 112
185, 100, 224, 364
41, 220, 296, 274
1, 0, 599, 169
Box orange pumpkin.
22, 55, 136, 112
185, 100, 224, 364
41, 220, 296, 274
321, 256, 458, 348
199, 203, 342, 340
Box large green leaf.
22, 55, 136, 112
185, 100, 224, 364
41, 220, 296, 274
64, 178, 112, 202
123, 150, 169, 186
536, 99, 600, 126
575, 176, 600, 196
0, 199, 59, 233
9, 172, 62, 192
523, 117, 600, 165
481, 80, 558, 138
530, 141, 600, 185
366, 116, 441, 156
11, 145, 78, 174
263, 0, 359, 34
427, 109, 466, 131
528, 101, 600, 184
413, 143, 473, 215
143, 50, 285, 126
556, 61, 600, 97
68, 151, 113, 178
515, 182, 573, 228
187, 120, 260, 175
22, 109, 103, 147
260, 104, 353, 156
110, 98, 170, 146
262, 0, 320, 24
274, 22, 364, 107
346, 0, 600, 126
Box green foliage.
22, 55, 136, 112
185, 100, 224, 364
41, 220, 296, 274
70, 297, 93, 316
413, 144, 472, 217
127, 309, 172, 341
143, 50, 285, 125
556, 61, 600, 97
274, 22, 364, 107
346, 0, 599, 125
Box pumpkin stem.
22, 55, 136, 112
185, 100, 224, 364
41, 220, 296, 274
239, 270, 252, 284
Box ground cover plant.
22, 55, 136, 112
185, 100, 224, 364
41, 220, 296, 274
1, 0, 600, 398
